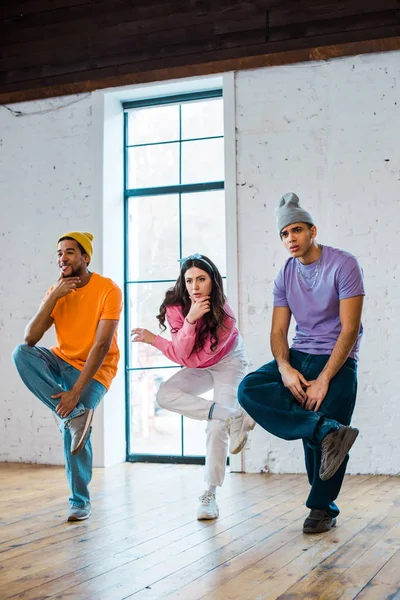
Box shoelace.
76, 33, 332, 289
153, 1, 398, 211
199, 493, 214, 506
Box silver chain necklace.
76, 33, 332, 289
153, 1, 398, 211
296, 245, 323, 291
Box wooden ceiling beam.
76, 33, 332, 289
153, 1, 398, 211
0, 36, 399, 105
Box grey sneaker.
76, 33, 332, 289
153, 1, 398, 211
197, 492, 219, 520
67, 409, 94, 455
303, 509, 336, 534
67, 504, 91, 522
319, 425, 359, 481
228, 410, 256, 454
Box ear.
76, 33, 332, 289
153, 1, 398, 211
310, 225, 317, 239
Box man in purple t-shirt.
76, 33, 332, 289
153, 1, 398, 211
238, 192, 364, 534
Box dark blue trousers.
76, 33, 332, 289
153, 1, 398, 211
238, 349, 358, 517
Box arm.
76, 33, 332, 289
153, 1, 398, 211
158, 305, 237, 367
25, 276, 81, 346
305, 295, 363, 411
153, 318, 198, 363
130, 318, 197, 365
132, 299, 210, 364
25, 296, 55, 346
271, 306, 310, 403
270, 306, 291, 369
164, 298, 212, 359
54, 319, 119, 418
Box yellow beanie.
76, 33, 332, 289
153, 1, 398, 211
57, 231, 94, 260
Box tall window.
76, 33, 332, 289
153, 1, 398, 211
124, 90, 226, 462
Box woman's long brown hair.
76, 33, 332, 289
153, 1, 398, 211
157, 255, 234, 353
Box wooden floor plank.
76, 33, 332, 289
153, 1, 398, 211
354, 548, 400, 599
274, 519, 400, 599
167, 485, 400, 600
41, 481, 397, 599
0, 477, 306, 596
165, 477, 400, 600
0, 472, 299, 566
1, 480, 309, 599
0, 464, 399, 600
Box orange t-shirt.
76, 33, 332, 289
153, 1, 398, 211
45, 273, 123, 390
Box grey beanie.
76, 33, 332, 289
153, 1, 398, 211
275, 192, 314, 233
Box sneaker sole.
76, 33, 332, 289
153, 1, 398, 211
319, 428, 359, 481
230, 432, 248, 455
303, 517, 337, 534
197, 510, 219, 520
67, 510, 91, 522
230, 415, 256, 455
71, 409, 94, 455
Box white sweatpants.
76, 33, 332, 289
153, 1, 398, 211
156, 338, 249, 487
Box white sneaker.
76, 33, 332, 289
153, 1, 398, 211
197, 492, 219, 520
228, 410, 256, 454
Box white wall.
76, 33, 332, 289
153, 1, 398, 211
1, 50, 399, 475
0, 93, 125, 466
236, 50, 400, 475
0, 95, 95, 463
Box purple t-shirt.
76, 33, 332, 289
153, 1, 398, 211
273, 245, 365, 360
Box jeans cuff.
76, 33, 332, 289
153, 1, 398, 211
315, 417, 339, 445
65, 405, 85, 422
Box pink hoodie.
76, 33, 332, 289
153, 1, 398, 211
152, 303, 238, 368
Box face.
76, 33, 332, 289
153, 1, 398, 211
184, 267, 212, 301
57, 239, 88, 277
280, 222, 317, 258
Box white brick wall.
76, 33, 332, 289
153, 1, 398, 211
1, 51, 399, 475
237, 50, 400, 474
0, 94, 101, 463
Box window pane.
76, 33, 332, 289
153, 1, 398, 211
127, 194, 180, 281
127, 105, 179, 145
127, 143, 179, 189
181, 98, 223, 140
181, 190, 226, 276
181, 138, 224, 184
125, 95, 225, 463
128, 368, 182, 456
127, 282, 178, 369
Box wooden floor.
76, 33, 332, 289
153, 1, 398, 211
1, 465, 400, 600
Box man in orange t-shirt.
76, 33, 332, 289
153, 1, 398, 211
12, 231, 123, 522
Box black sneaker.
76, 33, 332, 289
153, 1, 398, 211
303, 509, 337, 534
319, 425, 359, 481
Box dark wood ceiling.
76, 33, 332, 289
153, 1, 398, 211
1, 0, 399, 103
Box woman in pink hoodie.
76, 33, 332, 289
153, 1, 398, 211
132, 254, 255, 520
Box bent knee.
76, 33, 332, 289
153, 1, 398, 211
238, 372, 254, 406
156, 382, 178, 410
11, 343, 30, 364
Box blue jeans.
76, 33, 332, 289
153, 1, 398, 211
238, 350, 358, 517
12, 344, 107, 507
